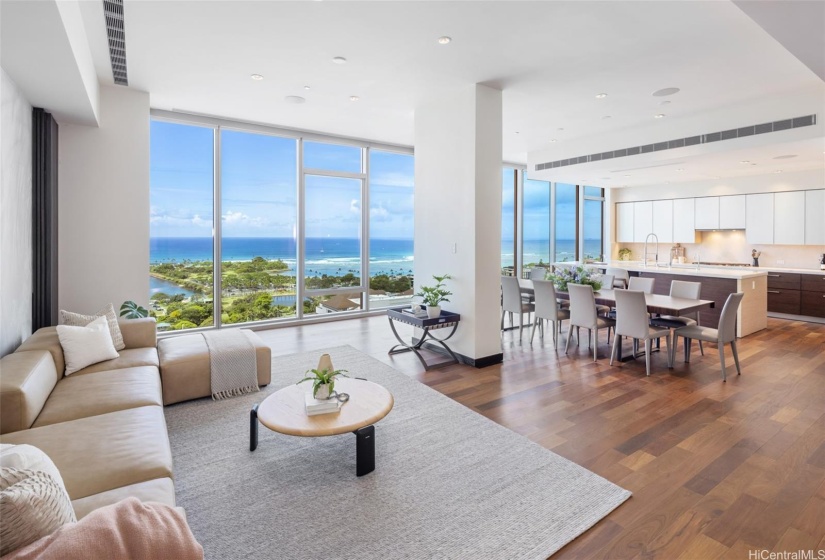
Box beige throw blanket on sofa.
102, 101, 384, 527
202, 329, 259, 400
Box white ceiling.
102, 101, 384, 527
4, 0, 823, 186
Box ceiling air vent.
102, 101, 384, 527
535, 114, 817, 171
104, 0, 128, 86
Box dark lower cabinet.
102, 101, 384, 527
767, 271, 825, 319
800, 291, 825, 318
767, 289, 801, 315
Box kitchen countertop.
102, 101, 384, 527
553, 261, 768, 280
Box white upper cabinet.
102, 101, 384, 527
694, 197, 720, 230
746, 193, 774, 244
719, 195, 746, 229
652, 200, 673, 243
774, 191, 805, 245
616, 202, 634, 243
633, 201, 654, 243
805, 190, 825, 245
673, 198, 697, 243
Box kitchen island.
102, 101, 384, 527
553, 261, 768, 337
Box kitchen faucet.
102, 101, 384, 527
643, 233, 659, 268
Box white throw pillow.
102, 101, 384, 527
0, 445, 69, 499
56, 316, 119, 375
60, 303, 125, 351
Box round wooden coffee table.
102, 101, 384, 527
250, 378, 394, 476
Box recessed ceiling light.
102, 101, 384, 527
739, 160, 750, 164
284, 96, 305, 104
250, 74, 264, 81
595, 93, 608, 99
514, 131, 520, 134
602, 115, 612, 120
304, 85, 311, 90
549, 139, 557, 143
437, 36, 452, 44
557, 128, 564, 131
333, 56, 347, 64
659, 100, 671, 106
676, 168, 684, 172
624, 174, 630, 178
665, 181, 670, 185
773, 154, 797, 159
349, 95, 360, 102
654, 114, 666, 119
774, 170, 783, 174
652, 87, 680, 97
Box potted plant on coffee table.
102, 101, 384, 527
415, 274, 453, 318
297, 367, 349, 400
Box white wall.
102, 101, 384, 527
610, 168, 825, 268
414, 84, 503, 362
0, 68, 33, 356
58, 86, 150, 314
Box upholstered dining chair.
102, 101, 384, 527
530, 280, 570, 348
673, 292, 744, 381
607, 268, 629, 289
610, 289, 673, 376
501, 275, 535, 342
650, 280, 705, 357
628, 276, 655, 294
596, 274, 614, 317
565, 283, 616, 361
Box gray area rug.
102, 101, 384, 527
165, 345, 631, 560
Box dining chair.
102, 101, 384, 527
529, 267, 548, 281
610, 289, 672, 376
564, 283, 616, 361
673, 292, 744, 381
530, 280, 570, 348
501, 275, 535, 341
607, 268, 629, 289
650, 280, 704, 357
596, 274, 614, 317
628, 276, 655, 294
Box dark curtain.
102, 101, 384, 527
32, 108, 59, 330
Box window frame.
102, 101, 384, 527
150, 110, 413, 333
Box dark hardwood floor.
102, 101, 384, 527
256, 315, 825, 559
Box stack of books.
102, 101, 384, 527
305, 393, 342, 416
402, 307, 428, 318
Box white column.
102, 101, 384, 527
414, 84, 503, 364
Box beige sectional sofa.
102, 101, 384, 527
0, 318, 175, 519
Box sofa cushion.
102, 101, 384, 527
0, 468, 76, 556
71, 477, 175, 520
0, 352, 59, 435
56, 317, 119, 376
60, 304, 125, 351
0, 444, 68, 499
15, 329, 64, 380
158, 330, 271, 405
70, 348, 159, 377
32, 367, 163, 428
118, 317, 157, 350
0, 406, 173, 501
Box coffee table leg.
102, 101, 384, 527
354, 425, 375, 476
250, 404, 259, 452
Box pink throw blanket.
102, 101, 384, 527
2, 498, 203, 560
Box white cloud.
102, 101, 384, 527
350, 199, 360, 213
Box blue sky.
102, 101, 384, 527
150, 121, 414, 239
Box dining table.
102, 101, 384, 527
518, 279, 716, 361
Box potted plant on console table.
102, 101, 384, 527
415, 274, 453, 319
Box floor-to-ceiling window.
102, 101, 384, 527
522, 175, 551, 269
501, 167, 517, 275
582, 186, 604, 262
368, 150, 415, 309
149, 115, 413, 330
554, 183, 578, 262
220, 130, 298, 325
149, 121, 215, 331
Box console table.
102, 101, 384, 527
386, 307, 461, 370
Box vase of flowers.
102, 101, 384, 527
548, 266, 603, 293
